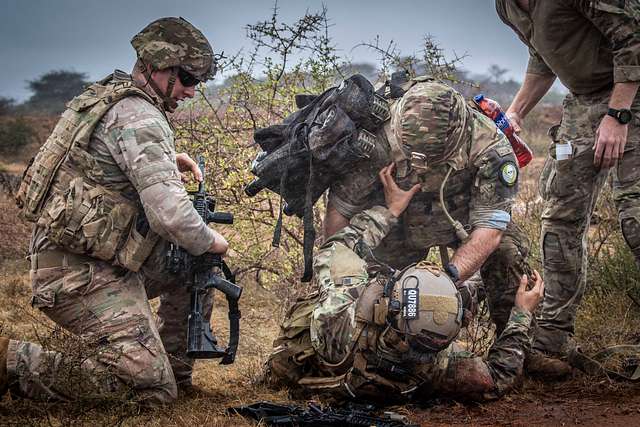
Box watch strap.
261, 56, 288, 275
607, 107, 632, 124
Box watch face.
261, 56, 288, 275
619, 110, 633, 124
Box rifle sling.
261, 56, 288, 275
220, 259, 240, 365
569, 344, 640, 381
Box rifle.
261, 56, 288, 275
228, 401, 418, 427
165, 155, 242, 364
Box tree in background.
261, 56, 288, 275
173, 4, 471, 305
0, 97, 16, 116
23, 70, 89, 115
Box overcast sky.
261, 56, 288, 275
0, 0, 534, 102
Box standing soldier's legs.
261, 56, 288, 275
534, 94, 609, 356
140, 243, 215, 387
480, 221, 531, 335
612, 98, 640, 268
6, 253, 177, 404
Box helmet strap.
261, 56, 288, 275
164, 68, 178, 110
139, 59, 178, 111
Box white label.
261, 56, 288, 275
556, 142, 572, 161
402, 288, 419, 319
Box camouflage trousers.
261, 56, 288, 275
269, 264, 532, 402
535, 91, 640, 356
373, 221, 531, 336
6, 242, 213, 404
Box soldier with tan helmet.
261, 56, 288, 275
264, 163, 544, 401
1, 17, 227, 404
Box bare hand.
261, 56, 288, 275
506, 110, 523, 134
176, 153, 203, 182
378, 163, 421, 218
208, 230, 229, 255
594, 115, 628, 169
514, 270, 544, 314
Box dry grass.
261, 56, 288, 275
0, 105, 639, 425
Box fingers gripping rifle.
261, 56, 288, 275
165, 155, 242, 364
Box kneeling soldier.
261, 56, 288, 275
265, 165, 544, 402
1, 17, 228, 404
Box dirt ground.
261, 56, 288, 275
1, 133, 640, 426
1, 188, 639, 427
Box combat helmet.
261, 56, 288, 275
388, 80, 471, 166
131, 17, 217, 109
387, 262, 464, 352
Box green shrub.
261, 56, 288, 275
0, 117, 35, 155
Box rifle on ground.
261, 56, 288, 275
228, 401, 417, 427
165, 155, 242, 364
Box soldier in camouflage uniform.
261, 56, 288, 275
323, 77, 532, 338
0, 17, 228, 404
496, 0, 640, 374
265, 164, 545, 402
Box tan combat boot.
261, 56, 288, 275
0, 337, 9, 396
525, 351, 572, 379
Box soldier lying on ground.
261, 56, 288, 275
0, 17, 228, 404
264, 164, 544, 401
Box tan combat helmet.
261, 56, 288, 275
390, 262, 463, 352
131, 17, 217, 109
389, 80, 471, 166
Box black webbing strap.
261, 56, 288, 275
301, 138, 316, 282
220, 260, 241, 365
271, 161, 288, 248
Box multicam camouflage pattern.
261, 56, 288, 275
534, 91, 640, 356
497, 0, 640, 358
389, 78, 471, 166
310, 206, 394, 363
7, 243, 212, 403
9, 72, 217, 403
266, 207, 534, 401
31, 71, 215, 257
131, 17, 216, 81
329, 80, 528, 335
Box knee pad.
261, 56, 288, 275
621, 217, 640, 251
543, 231, 565, 263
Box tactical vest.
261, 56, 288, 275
377, 82, 507, 250
16, 73, 161, 272
266, 279, 440, 401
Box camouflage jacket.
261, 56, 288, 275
310, 206, 533, 400
31, 71, 215, 257
496, 0, 640, 95
329, 80, 519, 250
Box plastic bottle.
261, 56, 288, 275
473, 94, 534, 168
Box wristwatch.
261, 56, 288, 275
607, 107, 633, 125
444, 263, 460, 284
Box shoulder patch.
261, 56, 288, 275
499, 161, 518, 187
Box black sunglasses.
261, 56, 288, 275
177, 68, 201, 87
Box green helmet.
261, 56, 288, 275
389, 80, 471, 165
131, 17, 217, 81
